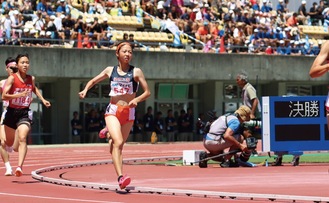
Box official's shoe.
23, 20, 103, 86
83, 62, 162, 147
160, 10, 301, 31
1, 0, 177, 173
271, 157, 283, 166
291, 156, 300, 166
118, 175, 131, 189
220, 160, 239, 168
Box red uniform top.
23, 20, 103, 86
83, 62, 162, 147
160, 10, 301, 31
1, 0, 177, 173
8, 74, 34, 109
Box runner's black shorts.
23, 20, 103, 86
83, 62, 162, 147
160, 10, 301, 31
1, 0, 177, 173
3, 107, 32, 129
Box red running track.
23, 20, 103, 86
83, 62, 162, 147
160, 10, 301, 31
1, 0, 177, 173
0, 142, 329, 203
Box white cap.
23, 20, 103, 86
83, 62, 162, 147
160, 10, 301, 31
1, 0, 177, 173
279, 40, 284, 44
263, 0, 267, 3
229, 9, 234, 13
50, 15, 56, 20
294, 41, 299, 45
30, 29, 37, 34
40, 30, 45, 36
103, 18, 108, 21
279, 0, 283, 2
157, 4, 163, 9
24, 28, 30, 33
302, 0, 306, 4
254, 28, 259, 32
13, 10, 19, 15
46, 31, 52, 36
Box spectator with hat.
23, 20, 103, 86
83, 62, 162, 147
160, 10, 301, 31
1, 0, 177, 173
297, 0, 309, 25
261, 0, 272, 13
290, 40, 301, 56
276, 0, 285, 16
72, 15, 85, 40
155, 2, 167, 20
11, 10, 24, 39
276, 40, 287, 55
249, 28, 259, 44
2, 10, 12, 42
33, 11, 45, 32
195, 20, 210, 43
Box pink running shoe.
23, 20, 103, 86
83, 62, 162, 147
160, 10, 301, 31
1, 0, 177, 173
99, 127, 108, 139
118, 175, 131, 189
15, 167, 23, 177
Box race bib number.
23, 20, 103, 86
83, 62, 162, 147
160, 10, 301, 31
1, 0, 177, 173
11, 88, 32, 107
110, 81, 133, 96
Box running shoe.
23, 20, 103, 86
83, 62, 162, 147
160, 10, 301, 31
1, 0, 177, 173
118, 175, 131, 189
5, 168, 12, 176
99, 127, 108, 139
15, 167, 23, 177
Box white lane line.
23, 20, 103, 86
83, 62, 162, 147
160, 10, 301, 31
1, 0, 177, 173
0, 192, 122, 203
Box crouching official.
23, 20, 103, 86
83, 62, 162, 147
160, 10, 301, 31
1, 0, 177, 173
201, 105, 256, 168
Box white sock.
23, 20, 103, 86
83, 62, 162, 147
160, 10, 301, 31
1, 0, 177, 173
5, 162, 11, 169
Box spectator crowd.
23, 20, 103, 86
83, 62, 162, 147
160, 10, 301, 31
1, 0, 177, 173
0, 0, 328, 55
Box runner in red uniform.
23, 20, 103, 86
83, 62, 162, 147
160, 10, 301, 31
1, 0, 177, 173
2, 54, 51, 177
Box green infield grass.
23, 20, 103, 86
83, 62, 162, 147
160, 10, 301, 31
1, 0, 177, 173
137, 152, 329, 166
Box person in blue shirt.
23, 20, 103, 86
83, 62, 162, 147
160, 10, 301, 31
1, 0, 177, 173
56, 0, 70, 15
1, 0, 14, 13
291, 41, 302, 55
252, 1, 260, 11
313, 42, 321, 55
261, 0, 272, 13
274, 27, 283, 41
36, 0, 55, 16
276, 0, 285, 16
249, 29, 259, 43
276, 40, 287, 55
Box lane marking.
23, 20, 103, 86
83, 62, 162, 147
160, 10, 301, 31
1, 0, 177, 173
0, 192, 122, 203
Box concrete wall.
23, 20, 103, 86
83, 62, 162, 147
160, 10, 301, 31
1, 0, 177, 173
0, 46, 325, 84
